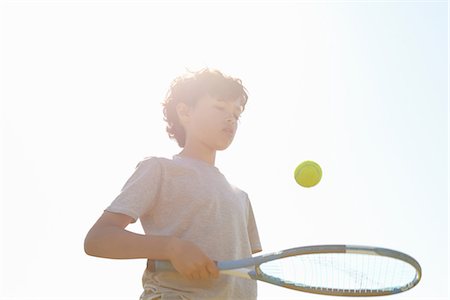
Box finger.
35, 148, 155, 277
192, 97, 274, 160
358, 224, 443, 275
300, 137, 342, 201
206, 260, 219, 278
198, 267, 210, 280
190, 271, 200, 280
181, 271, 191, 280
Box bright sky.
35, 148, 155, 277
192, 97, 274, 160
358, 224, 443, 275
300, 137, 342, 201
0, 1, 448, 299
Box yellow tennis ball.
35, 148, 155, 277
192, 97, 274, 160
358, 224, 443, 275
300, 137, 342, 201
294, 161, 322, 188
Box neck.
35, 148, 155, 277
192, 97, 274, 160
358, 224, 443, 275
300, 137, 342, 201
179, 144, 216, 166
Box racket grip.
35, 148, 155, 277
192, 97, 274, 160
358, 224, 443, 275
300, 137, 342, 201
154, 260, 221, 272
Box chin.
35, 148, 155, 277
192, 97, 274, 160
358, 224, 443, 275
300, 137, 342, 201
216, 141, 233, 151
216, 145, 231, 151
214, 136, 234, 151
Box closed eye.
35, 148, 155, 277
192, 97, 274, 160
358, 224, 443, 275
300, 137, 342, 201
214, 105, 241, 121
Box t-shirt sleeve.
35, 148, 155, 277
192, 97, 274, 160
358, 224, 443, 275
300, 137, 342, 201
105, 157, 161, 222
247, 199, 262, 253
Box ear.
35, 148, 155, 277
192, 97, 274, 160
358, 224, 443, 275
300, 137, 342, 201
176, 102, 191, 126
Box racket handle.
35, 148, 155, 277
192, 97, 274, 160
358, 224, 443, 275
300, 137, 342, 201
154, 260, 220, 272
153, 260, 253, 280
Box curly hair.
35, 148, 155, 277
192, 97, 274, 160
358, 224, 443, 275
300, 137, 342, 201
162, 68, 248, 147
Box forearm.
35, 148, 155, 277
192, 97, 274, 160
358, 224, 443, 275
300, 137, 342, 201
84, 225, 175, 260
84, 212, 219, 279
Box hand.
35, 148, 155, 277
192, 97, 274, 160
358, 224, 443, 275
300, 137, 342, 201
167, 238, 219, 280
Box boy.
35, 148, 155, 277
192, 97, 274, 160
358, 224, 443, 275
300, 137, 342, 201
84, 68, 262, 299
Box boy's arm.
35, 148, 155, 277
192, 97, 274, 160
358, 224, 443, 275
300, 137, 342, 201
84, 211, 218, 280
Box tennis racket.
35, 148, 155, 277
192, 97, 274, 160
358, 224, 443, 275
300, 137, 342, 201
155, 244, 421, 296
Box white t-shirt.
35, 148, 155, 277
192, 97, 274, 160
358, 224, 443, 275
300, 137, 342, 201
106, 155, 262, 299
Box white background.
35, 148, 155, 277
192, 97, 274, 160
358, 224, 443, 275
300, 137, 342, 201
0, 1, 448, 299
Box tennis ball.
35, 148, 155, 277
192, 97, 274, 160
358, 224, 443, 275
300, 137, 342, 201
294, 161, 322, 188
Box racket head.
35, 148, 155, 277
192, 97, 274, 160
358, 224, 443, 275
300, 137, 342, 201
252, 245, 421, 297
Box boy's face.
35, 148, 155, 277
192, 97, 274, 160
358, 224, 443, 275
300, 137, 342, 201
179, 94, 243, 151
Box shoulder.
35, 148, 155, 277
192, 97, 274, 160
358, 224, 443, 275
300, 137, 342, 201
229, 184, 250, 202
136, 156, 192, 178
129, 156, 168, 178
135, 156, 171, 169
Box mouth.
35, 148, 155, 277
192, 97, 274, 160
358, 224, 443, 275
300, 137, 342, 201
222, 128, 235, 136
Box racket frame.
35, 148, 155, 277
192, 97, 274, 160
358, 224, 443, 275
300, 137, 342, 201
246, 245, 422, 296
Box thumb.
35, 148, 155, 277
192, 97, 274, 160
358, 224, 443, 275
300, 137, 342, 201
206, 260, 219, 278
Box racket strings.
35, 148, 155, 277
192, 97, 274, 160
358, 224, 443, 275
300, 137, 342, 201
259, 253, 417, 293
